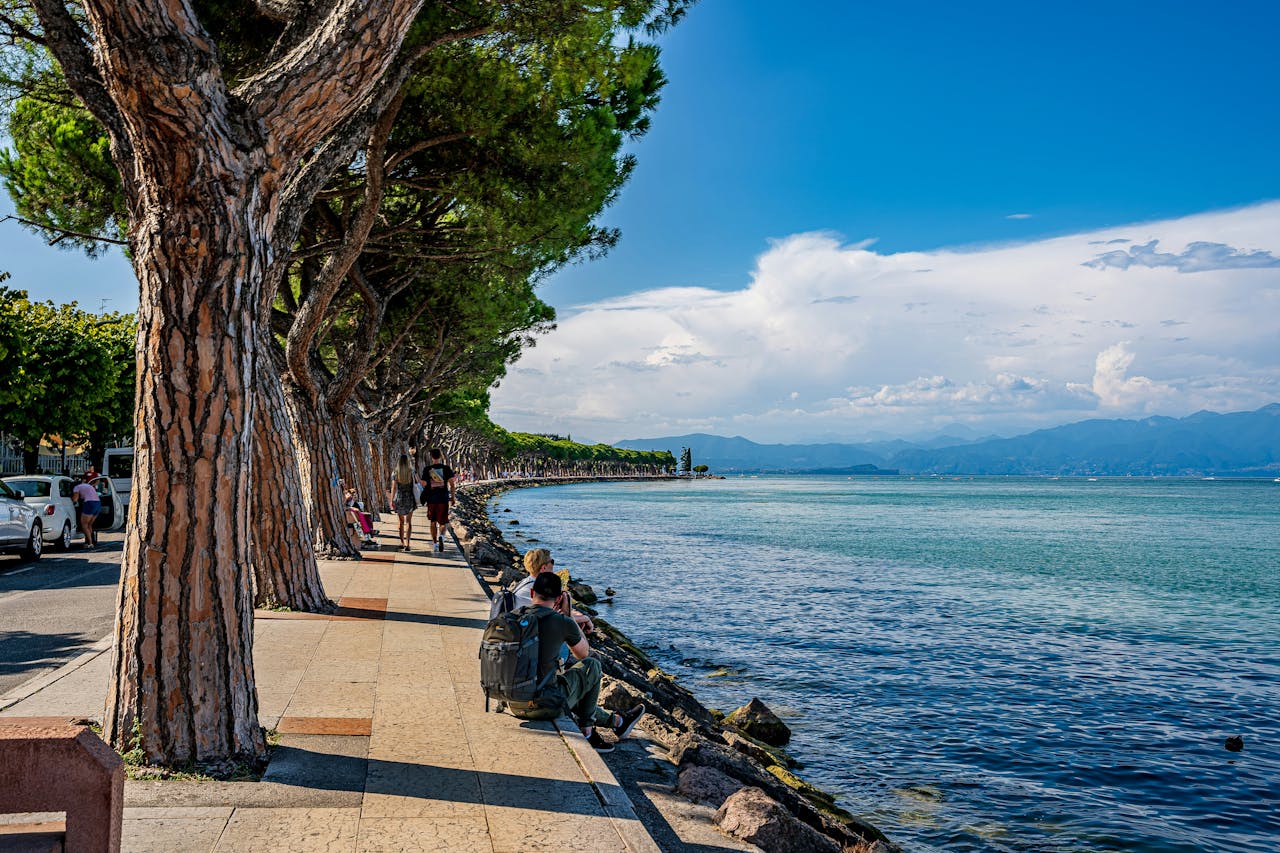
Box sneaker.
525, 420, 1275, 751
612, 704, 646, 739
585, 730, 614, 753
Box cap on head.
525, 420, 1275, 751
531, 572, 562, 600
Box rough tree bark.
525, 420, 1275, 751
252, 352, 332, 612
31, 0, 424, 764
284, 386, 362, 560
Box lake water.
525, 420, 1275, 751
490, 476, 1280, 853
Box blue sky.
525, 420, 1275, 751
4, 1, 1279, 442
538, 0, 1280, 308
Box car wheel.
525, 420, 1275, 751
20, 520, 43, 561
57, 520, 73, 551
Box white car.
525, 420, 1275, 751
0, 478, 42, 561
103, 447, 134, 512
1, 474, 125, 550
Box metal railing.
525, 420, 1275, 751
0, 434, 95, 477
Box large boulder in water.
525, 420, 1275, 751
714, 787, 840, 853
726, 698, 791, 746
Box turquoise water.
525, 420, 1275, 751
491, 477, 1280, 853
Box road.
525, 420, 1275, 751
0, 531, 123, 697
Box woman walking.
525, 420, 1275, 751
388, 454, 417, 552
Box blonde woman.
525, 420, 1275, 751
512, 548, 594, 634
388, 454, 417, 551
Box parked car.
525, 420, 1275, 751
0, 478, 43, 561
103, 447, 134, 512
1, 474, 126, 550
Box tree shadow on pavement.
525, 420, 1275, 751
0, 630, 100, 680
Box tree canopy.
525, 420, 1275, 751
0, 286, 135, 468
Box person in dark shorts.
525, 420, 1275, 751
72, 474, 101, 549
516, 572, 645, 752
421, 448, 456, 552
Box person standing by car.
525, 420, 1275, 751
72, 473, 100, 549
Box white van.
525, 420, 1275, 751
103, 447, 134, 512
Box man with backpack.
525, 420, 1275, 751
481, 572, 644, 752
421, 448, 456, 552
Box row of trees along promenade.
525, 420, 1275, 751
0, 0, 690, 768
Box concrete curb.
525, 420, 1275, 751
0, 634, 112, 714
555, 718, 663, 853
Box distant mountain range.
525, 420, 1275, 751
616, 404, 1280, 477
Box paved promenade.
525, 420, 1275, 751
0, 511, 660, 852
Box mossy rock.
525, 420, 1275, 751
766, 765, 856, 823
725, 729, 800, 770
646, 667, 675, 686
568, 580, 597, 604
725, 697, 791, 746
594, 618, 656, 670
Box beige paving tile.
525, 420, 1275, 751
361, 780, 489, 820
284, 681, 376, 718
214, 807, 358, 853
355, 816, 494, 853
122, 813, 230, 852
299, 662, 380, 684
485, 806, 627, 853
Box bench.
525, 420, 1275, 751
0, 717, 123, 853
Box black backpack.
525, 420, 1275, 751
479, 606, 562, 718
488, 588, 517, 621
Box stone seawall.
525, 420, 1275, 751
450, 478, 902, 853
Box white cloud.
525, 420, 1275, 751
1083, 239, 1280, 272
1006, 213, 1034, 220
492, 202, 1280, 442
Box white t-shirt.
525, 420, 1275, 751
511, 575, 536, 610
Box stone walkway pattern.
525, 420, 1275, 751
0, 510, 660, 852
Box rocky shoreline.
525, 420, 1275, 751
450, 478, 901, 853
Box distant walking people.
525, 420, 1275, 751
421, 448, 456, 552
388, 454, 417, 552
521, 573, 645, 752
72, 473, 100, 550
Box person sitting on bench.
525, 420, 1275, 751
342, 484, 377, 546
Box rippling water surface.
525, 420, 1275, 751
491, 477, 1280, 852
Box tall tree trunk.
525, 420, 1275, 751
252, 354, 332, 611
345, 413, 379, 519
32, 0, 427, 768
105, 183, 269, 764
284, 384, 361, 560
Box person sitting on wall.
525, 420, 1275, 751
511, 548, 594, 635
516, 572, 645, 752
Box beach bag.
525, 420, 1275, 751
479, 606, 562, 718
